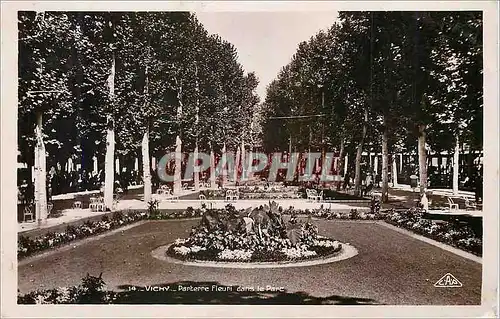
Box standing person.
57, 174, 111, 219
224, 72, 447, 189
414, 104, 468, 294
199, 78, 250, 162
151, 167, 159, 190
19, 179, 29, 204
474, 163, 483, 203
50, 172, 58, 198
121, 169, 129, 193
343, 170, 350, 190
45, 172, 52, 204
81, 169, 88, 191
365, 171, 373, 187
63, 170, 69, 193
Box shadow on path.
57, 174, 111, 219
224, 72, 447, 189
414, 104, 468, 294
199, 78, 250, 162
116, 281, 382, 305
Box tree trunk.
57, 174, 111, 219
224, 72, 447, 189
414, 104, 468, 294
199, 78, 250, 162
399, 153, 403, 175
194, 143, 200, 191
453, 134, 460, 195
308, 126, 312, 177
336, 138, 345, 191
354, 107, 368, 196
381, 120, 389, 202
344, 153, 348, 177
234, 146, 241, 183
246, 145, 253, 181
194, 64, 200, 192
93, 156, 98, 175
392, 154, 398, 187
115, 157, 120, 174
142, 127, 152, 203
418, 124, 428, 196
151, 157, 156, 171
35, 111, 47, 225
104, 116, 115, 210
174, 135, 182, 194
210, 145, 216, 189
221, 143, 227, 187
67, 157, 73, 173
104, 48, 116, 211
240, 138, 246, 181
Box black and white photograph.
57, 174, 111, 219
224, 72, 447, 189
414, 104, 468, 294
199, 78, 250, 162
1, 1, 498, 318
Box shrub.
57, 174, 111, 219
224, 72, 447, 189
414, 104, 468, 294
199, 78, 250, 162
18, 273, 117, 304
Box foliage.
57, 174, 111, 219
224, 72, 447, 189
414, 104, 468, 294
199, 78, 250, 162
385, 208, 481, 255
168, 226, 341, 263
18, 11, 260, 170
168, 201, 342, 262
17, 208, 205, 259
305, 204, 481, 256
147, 199, 160, 217
18, 273, 117, 304
259, 11, 483, 193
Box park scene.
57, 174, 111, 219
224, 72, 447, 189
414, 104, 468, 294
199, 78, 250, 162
17, 11, 483, 305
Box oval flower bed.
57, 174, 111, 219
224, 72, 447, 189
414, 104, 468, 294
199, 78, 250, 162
166, 202, 343, 263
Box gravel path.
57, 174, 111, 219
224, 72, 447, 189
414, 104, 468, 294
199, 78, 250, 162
18, 220, 481, 305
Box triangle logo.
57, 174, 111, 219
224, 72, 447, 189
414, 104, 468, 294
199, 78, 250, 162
434, 273, 463, 288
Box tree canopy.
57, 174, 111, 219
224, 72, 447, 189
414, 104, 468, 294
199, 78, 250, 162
18, 11, 261, 170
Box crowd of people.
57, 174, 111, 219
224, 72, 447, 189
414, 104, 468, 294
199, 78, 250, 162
17, 160, 484, 205
18, 167, 143, 204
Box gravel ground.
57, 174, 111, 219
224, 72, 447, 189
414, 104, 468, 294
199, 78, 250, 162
18, 219, 481, 305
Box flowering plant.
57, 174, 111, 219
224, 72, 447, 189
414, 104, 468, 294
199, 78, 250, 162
167, 202, 343, 262
383, 208, 481, 256
18, 273, 117, 304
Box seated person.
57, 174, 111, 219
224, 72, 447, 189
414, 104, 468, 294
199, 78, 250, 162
362, 182, 374, 197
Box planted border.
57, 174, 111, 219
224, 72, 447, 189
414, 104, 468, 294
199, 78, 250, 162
17, 198, 482, 259
295, 202, 482, 256
17, 206, 204, 260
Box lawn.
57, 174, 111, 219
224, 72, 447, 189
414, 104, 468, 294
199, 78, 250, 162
18, 219, 482, 305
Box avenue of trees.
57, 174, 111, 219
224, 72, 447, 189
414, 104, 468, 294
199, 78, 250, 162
261, 11, 483, 201
18, 11, 260, 222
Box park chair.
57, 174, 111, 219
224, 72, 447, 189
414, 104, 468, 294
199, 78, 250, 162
225, 189, 239, 201
112, 193, 121, 210
364, 183, 374, 197
89, 197, 99, 211
463, 196, 477, 210
47, 202, 54, 216
156, 185, 169, 195
225, 190, 233, 201
169, 189, 179, 202
306, 189, 318, 201
311, 189, 323, 202
96, 196, 106, 212
23, 203, 35, 223
317, 190, 324, 201
72, 200, 82, 209
199, 194, 213, 209
447, 196, 459, 211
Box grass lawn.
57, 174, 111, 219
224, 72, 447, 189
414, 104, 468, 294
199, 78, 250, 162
18, 219, 481, 305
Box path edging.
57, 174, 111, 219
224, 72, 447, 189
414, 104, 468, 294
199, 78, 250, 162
150, 243, 359, 269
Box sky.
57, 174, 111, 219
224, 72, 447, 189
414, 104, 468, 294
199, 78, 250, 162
195, 11, 339, 102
